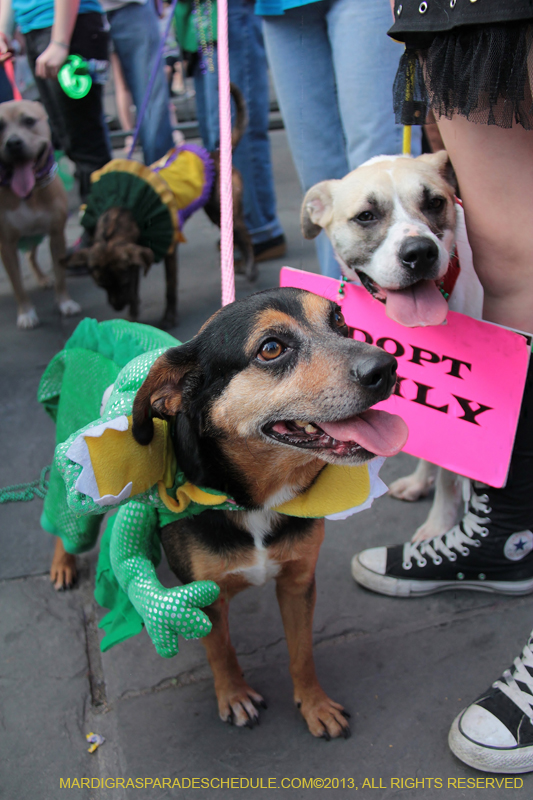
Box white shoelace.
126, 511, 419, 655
493, 639, 533, 723
402, 483, 491, 570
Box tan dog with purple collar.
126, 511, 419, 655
0, 100, 80, 329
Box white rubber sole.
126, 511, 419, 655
351, 555, 533, 597
449, 711, 533, 774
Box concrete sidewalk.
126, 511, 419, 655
1, 131, 532, 800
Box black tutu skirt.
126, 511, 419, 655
393, 22, 533, 129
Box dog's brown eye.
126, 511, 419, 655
334, 310, 346, 328
428, 197, 445, 211
21, 116, 37, 128
258, 339, 284, 361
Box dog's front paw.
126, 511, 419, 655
50, 551, 77, 591
296, 688, 351, 740
388, 474, 434, 502
217, 681, 267, 728
17, 307, 40, 329
411, 521, 444, 543
411, 508, 460, 543
58, 298, 82, 317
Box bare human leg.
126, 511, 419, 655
436, 115, 533, 335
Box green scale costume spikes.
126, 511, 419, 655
110, 502, 219, 658
38, 318, 227, 655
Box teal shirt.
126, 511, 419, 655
254, 0, 320, 16
13, 0, 103, 34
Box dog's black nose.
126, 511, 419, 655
5, 135, 25, 157
399, 236, 439, 273
351, 351, 397, 392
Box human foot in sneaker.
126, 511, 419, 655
352, 480, 533, 597
449, 632, 533, 773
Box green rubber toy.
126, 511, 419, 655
58, 55, 92, 99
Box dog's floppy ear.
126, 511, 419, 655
138, 246, 154, 275
132, 341, 198, 445
121, 243, 155, 275
301, 181, 335, 239
416, 150, 458, 194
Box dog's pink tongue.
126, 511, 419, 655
384, 279, 448, 327
319, 409, 408, 457
10, 163, 35, 199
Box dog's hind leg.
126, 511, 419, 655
50, 536, 77, 591
231, 168, 257, 282
388, 458, 438, 502
0, 239, 39, 328
411, 467, 463, 542
201, 595, 266, 728
160, 246, 178, 329
128, 264, 140, 321
49, 227, 81, 318
27, 244, 53, 288
275, 519, 350, 740
233, 217, 257, 283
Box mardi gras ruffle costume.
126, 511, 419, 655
80, 143, 216, 259
41, 319, 389, 658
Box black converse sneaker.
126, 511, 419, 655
449, 631, 533, 773
352, 480, 533, 597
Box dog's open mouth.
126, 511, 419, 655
264, 409, 408, 458
355, 271, 448, 328
9, 160, 36, 199
4, 143, 49, 200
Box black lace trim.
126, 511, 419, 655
393, 23, 533, 130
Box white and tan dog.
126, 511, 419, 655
301, 151, 484, 541
0, 100, 81, 329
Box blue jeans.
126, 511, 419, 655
193, 0, 283, 245
108, 1, 174, 165
25, 14, 112, 202
262, 0, 421, 277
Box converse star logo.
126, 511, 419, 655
504, 530, 533, 561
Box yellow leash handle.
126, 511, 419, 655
402, 48, 415, 156
402, 125, 412, 156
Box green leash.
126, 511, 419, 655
0, 465, 51, 504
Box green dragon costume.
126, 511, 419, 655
40, 319, 388, 659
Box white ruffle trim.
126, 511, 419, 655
325, 457, 387, 520
66, 415, 133, 508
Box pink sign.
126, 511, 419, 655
280, 267, 531, 487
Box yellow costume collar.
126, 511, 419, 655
67, 415, 387, 519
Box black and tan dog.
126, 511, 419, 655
63, 85, 254, 329
124, 287, 407, 737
